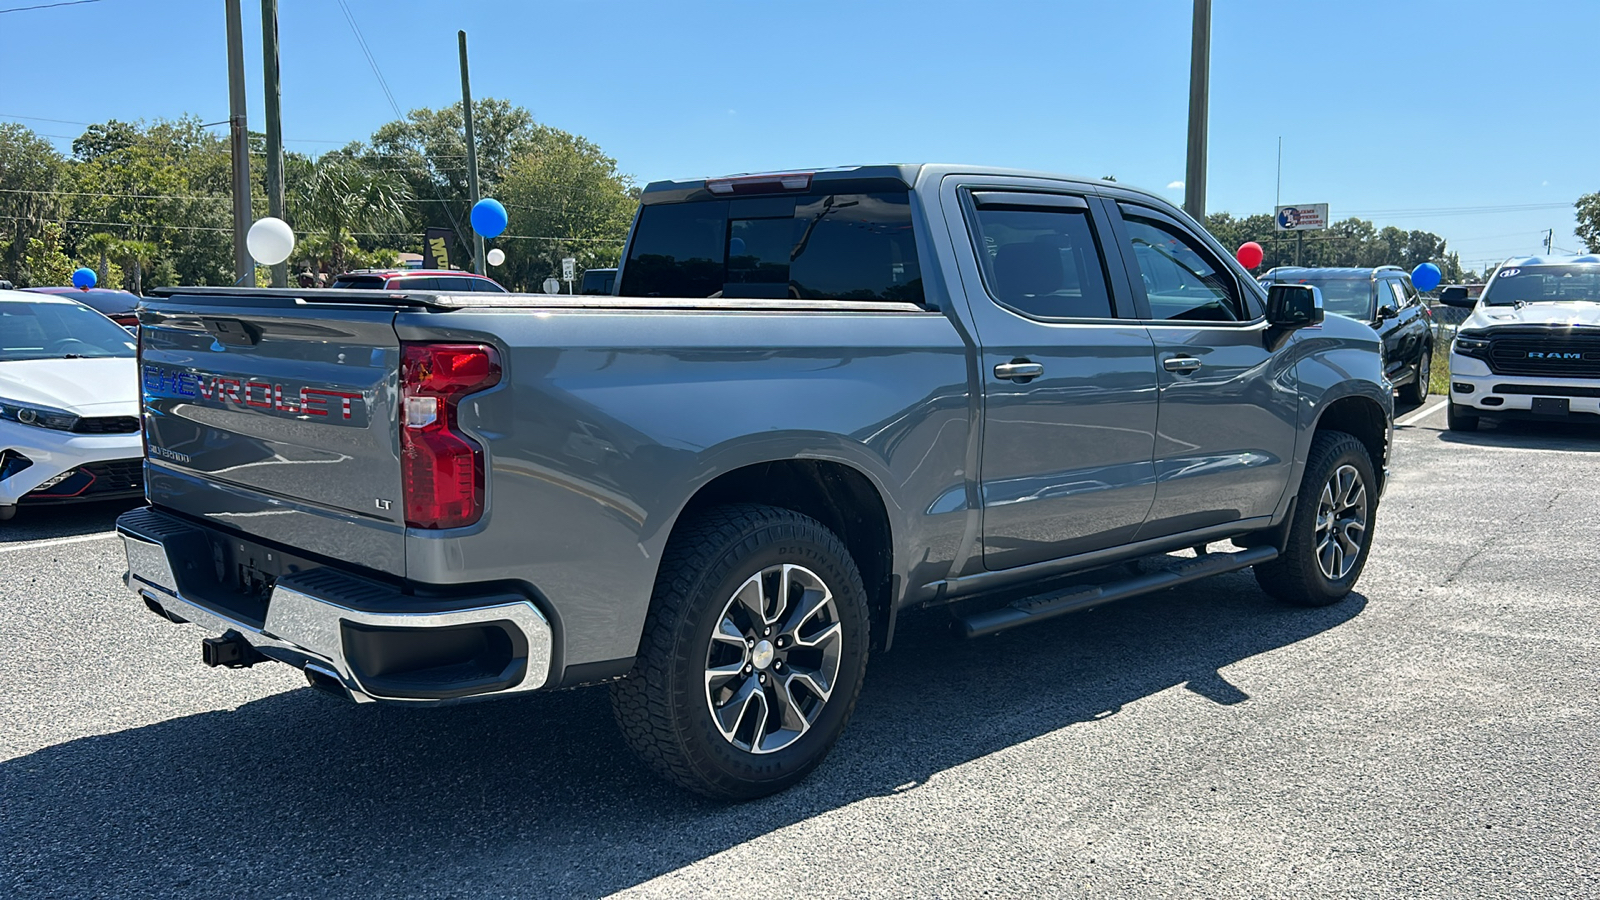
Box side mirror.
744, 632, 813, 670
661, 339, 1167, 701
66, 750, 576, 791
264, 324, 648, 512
1439, 286, 1475, 309
1376, 304, 1399, 321
1267, 283, 1324, 328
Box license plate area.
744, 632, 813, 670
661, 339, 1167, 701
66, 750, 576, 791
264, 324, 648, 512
1532, 397, 1570, 416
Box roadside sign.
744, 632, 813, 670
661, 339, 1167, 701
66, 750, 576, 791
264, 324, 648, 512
542, 277, 561, 294
1275, 204, 1329, 232
561, 257, 576, 281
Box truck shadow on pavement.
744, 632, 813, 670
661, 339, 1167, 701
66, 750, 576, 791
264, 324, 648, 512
1436, 418, 1600, 451
2, 573, 1364, 899
0, 499, 140, 544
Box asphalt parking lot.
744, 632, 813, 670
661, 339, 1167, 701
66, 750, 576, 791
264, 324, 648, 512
2, 402, 1597, 899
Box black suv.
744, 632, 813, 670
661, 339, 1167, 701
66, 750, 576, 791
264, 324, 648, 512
1261, 266, 1434, 404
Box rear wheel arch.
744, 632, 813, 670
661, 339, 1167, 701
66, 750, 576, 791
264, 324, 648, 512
669, 459, 896, 651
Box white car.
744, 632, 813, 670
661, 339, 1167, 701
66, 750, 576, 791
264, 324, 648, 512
0, 289, 143, 520
1443, 255, 1600, 431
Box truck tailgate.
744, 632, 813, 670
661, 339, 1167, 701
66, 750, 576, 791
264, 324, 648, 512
139, 295, 405, 576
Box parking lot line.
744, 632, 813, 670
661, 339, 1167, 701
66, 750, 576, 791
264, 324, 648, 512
0, 532, 120, 554
1395, 397, 1447, 427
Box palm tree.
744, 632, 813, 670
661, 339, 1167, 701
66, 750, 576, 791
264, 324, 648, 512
82, 232, 118, 286
113, 239, 157, 295
293, 155, 410, 275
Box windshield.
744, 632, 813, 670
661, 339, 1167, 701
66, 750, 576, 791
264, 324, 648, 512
0, 301, 138, 361
1269, 276, 1372, 319
1482, 265, 1600, 305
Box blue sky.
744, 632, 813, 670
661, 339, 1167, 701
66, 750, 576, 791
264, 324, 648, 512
2, 0, 1594, 270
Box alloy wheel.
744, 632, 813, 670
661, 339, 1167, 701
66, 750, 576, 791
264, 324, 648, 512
1314, 464, 1368, 580
704, 564, 843, 754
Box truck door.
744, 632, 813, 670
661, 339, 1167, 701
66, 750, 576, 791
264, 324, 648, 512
1106, 201, 1299, 538
946, 187, 1161, 570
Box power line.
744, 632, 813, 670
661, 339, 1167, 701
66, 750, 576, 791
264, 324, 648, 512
0, 0, 104, 13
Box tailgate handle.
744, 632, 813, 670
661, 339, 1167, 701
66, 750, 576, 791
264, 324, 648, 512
201, 317, 262, 347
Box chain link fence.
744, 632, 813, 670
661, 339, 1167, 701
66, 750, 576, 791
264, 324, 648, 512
1427, 303, 1471, 346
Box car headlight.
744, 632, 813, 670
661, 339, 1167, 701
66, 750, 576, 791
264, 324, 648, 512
1453, 335, 1490, 355
0, 399, 80, 431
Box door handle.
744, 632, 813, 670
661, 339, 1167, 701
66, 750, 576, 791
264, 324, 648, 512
1163, 356, 1202, 373
993, 360, 1045, 382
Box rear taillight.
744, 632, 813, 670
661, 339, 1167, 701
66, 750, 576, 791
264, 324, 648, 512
399, 343, 501, 529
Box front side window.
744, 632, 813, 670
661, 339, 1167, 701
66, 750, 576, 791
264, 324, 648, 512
967, 202, 1114, 319
1386, 281, 1408, 310
1122, 214, 1244, 322
619, 192, 923, 302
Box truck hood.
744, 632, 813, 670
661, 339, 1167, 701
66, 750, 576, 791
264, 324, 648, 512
0, 357, 139, 415
1463, 301, 1600, 331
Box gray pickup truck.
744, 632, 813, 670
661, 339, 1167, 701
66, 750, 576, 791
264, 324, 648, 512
120, 165, 1391, 799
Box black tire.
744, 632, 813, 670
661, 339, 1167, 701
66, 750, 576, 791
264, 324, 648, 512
0, 505, 14, 522
611, 503, 870, 800
1254, 431, 1377, 607
1446, 400, 1479, 432
1400, 347, 1431, 405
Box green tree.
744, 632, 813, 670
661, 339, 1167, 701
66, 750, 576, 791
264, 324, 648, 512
0, 123, 67, 284
24, 221, 73, 286
293, 154, 410, 275
1577, 191, 1600, 253
496, 131, 636, 290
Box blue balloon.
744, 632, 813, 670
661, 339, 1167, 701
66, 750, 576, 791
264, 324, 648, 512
1411, 262, 1442, 292
71, 267, 97, 289
470, 198, 508, 238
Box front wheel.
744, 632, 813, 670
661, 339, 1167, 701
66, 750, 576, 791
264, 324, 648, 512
1255, 431, 1377, 606
1447, 400, 1480, 432
611, 504, 870, 800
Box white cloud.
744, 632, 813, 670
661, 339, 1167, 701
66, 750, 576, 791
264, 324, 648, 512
1167, 180, 1184, 189
1542, 180, 1549, 186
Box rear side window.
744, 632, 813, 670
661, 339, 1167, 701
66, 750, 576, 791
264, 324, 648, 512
387, 277, 440, 291
619, 193, 923, 302
433, 276, 481, 292
1121, 214, 1244, 322
967, 200, 1115, 319
330, 275, 387, 289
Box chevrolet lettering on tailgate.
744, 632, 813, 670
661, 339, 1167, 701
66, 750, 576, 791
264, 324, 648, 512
142, 365, 367, 423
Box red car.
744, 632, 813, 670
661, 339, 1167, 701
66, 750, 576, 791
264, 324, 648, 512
23, 287, 142, 327
329, 269, 507, 293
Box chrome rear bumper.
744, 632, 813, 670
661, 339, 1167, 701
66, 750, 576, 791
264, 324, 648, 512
119, 510, 553, 703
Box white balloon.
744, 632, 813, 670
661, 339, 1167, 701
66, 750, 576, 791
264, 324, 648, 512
486, 248, 506, 266
246, 217, 296, 266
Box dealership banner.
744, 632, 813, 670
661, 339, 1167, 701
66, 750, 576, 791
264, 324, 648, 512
423, 228, 456, 269
1274, 204, 1330, 232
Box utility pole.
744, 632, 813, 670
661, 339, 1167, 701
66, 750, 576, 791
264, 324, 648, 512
261, 0, 286, 287
225, 0, 253, 284
1183, 0, 1211, 223
1275, 136, 1282, 210
458, 30, 485, 275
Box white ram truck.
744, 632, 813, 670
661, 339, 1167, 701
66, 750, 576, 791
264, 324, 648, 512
1443, 255, 1600, 431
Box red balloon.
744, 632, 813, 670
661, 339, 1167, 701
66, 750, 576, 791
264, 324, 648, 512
1236, 241, 1264, 269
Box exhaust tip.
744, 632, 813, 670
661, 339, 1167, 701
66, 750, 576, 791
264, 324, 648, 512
303, 663, 352, 700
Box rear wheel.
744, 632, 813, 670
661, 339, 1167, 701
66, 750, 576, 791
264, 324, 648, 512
611, 504, 870, 800
1255, 431, 1376, 607
1400, 348, 1431, 405
1446, 400, 1480, 432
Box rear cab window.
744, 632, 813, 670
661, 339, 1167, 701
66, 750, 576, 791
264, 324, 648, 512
329, 275, 388, 289
619, 191, 923, 303
964, 192, 1116, 320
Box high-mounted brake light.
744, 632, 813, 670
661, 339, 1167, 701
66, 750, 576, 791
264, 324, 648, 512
705, 172, 813, 195
400, 343, 501, 529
